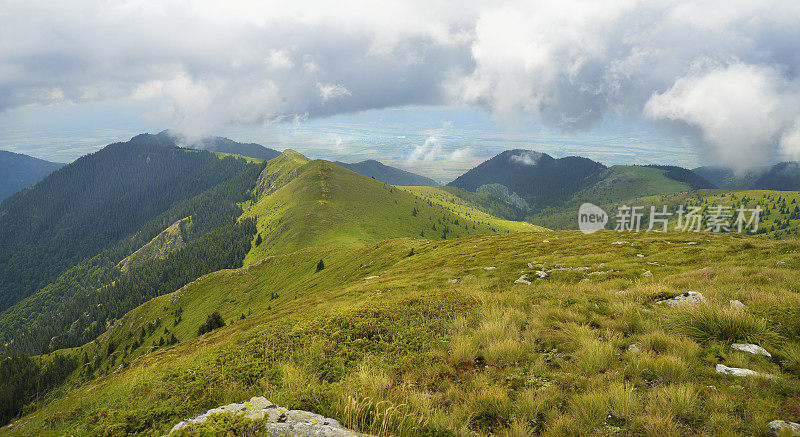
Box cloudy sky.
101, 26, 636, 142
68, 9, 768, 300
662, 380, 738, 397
2, 0, 800, 179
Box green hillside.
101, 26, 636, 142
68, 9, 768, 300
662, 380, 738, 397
603, 190, 800, 239
533, 189, 800, 239
529, 166, 713, 230
117, 217, 192, 272
242, 151, 543, 264
5, 231, 800, 436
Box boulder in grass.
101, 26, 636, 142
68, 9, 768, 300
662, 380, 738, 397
729, 300, 746, 309
768, 420, 800, 436
715, 364, 773, 378
731, 343, 771, 357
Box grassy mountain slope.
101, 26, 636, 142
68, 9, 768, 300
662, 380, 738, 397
0, 154, 264, 355
0, 150, 63, 201
529, 166, 713, 230
117, 217, 192, 272
242, 152, 543, 264
604, 190, 800, 239
6, 231, 800, 436
400, 186, 540, 229
532, 189, 800, 239
334, 160, 438, 186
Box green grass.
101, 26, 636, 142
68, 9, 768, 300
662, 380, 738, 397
117, 217, 191, 272
212, 152, 265, 164
7, 230, 800, 436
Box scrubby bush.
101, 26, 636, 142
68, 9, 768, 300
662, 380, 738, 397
197, 312, 226, 335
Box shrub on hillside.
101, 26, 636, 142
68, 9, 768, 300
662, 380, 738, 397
198, 312, 226, 336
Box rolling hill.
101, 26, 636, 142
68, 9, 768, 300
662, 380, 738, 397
334, 159, 438, 186
0, 147, 541, 358
447, 150, 715, 215
4, 230, 800, 436
0, 150, 63, 201
242, 150, 543, 264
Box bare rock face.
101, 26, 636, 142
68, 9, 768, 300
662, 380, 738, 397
170, 396, 371, 436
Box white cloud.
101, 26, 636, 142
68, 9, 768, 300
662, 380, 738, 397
644, 62, 800, 167
316, 83, 351, 102
406, 136, 470, 162
2, 0, 800, 166
510, 151, 542, 166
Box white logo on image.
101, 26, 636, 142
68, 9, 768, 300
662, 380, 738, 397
578, 203, 608, 234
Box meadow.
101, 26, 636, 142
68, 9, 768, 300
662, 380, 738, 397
6, 230, 800, 436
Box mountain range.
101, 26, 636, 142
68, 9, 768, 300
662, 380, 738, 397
2, 133, 800, 436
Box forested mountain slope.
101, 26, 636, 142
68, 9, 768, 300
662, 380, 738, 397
0, 150, 63, 201
0, 137, 254, 312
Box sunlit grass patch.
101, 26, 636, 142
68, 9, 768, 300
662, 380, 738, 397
667, 304, 779, 346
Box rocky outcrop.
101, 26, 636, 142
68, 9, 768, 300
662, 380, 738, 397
170, 396, 371, 436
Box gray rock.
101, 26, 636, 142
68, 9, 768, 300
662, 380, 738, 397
732, 343, 772, 357
657, 291, 704, 307
627, 343, 641, 353
170, 396, 370, 436
769, 420, 800, 436
484, 266, 496, 270
514, 275, 531, 285
534, 270, 548, 278
715, 364, 773, 378
642, 270, 653, 278
729, 300, 746, 309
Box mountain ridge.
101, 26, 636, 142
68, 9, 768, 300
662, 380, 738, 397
334, 159, 438, 186
0, 150, 63, 202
